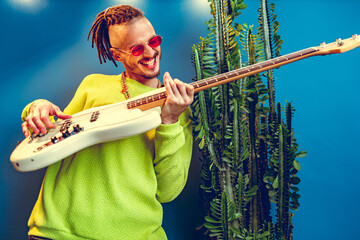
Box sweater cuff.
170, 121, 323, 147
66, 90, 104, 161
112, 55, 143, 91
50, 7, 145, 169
21, 101, 36, 122
156, 120, 182, 136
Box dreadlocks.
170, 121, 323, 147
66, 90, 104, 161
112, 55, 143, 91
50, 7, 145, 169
87, 5, 144, 67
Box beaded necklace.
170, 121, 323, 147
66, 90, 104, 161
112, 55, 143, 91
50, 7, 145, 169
121, 71, 161, 100
121, 72, 131, 100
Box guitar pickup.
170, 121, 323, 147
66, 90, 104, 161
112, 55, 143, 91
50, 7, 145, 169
60, 119, 73, 132
90, 111, 100, 122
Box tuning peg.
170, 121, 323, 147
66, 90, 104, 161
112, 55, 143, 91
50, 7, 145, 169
320, 42, 326, 48
352, 34, 358, 40
336, 38, 344, 46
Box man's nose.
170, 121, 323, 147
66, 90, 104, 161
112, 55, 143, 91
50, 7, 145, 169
143, 44, 158, 57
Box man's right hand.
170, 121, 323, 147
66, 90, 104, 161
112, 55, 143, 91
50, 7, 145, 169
22, 99, 72, 137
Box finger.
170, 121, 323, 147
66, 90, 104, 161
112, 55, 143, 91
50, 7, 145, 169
33, 116, 48, 134
50, 105, 72, 122
40, 107, 56, 130
164, 72, 175, 98
30, 108, 48, 134
22, 122, 29, 137
55, 111, 72, 120
167, 77, 182, 100
173, 79, 195, 105
173, 79, 187, 99
26, 106, 42, 134
185, 84, 195, 104
50, 105, 72, 119
25, 116, 40, 135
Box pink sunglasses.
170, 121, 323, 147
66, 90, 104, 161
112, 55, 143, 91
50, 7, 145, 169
113, 35, 163, 56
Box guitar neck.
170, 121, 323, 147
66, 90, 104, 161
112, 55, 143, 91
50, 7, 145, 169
191, 47, 318, 92
127, 47, 319, 111
126, 35, 360, 111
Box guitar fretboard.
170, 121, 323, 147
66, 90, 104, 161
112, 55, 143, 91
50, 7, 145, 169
191, 47, 318, 90
126, 47, 319, 110
127, 91, 167, 109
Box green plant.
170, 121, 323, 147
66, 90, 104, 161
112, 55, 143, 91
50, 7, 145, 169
191, 0, 306, 239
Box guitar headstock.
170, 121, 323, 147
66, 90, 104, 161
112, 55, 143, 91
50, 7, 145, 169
314, 34, 360, 55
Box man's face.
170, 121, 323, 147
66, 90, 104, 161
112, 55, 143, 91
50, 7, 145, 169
109, 17, 161, 83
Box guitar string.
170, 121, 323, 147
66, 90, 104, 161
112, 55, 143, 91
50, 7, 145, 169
49, 47, 319, 134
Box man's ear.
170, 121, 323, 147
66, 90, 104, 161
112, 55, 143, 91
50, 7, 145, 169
110, 48, 122, 62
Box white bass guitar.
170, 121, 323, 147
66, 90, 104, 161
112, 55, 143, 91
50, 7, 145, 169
10, 35, 360, 172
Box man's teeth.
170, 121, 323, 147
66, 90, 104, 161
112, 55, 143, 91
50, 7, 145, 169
142, 58, 155, 66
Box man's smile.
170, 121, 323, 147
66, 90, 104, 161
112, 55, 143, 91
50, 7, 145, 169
140, 56, 157, 68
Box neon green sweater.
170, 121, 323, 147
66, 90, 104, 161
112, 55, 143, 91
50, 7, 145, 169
25, 74, 193, 240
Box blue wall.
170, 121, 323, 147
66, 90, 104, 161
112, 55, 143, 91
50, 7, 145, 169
1, 0, 359, 239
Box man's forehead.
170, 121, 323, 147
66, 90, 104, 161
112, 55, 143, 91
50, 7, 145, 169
108, 17, 155, 47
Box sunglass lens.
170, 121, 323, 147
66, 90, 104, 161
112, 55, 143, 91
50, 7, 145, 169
148, 36, 162, 48
130, 36, 162, 56
131, 45, 144, 56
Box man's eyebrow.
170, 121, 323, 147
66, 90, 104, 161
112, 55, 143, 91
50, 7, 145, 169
129, 34, 157, 49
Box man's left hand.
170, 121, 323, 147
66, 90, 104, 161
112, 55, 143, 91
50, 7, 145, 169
161, 72, 194, 124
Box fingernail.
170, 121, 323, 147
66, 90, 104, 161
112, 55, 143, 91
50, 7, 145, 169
165, 72, 171, 79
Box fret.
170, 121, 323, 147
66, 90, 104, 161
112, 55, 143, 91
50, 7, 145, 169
249, 65, 262, 71
226, 73, 234, 79
160, 92, 167, 98
208, 78, 218, 85
260, 61, 274, 68
197, 81, 208, 87
286, 52, 302, 59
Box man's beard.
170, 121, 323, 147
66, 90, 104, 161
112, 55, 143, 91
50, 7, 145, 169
141, 69, 160, 79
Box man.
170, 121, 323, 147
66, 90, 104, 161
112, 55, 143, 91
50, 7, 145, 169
22, 5, 194, 240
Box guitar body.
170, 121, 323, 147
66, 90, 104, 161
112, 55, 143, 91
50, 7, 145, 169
10, 102, 162, 172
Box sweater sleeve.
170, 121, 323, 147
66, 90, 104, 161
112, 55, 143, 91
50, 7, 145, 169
153, 108, 193, 203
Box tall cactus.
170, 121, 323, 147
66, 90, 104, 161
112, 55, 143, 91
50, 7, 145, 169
191, 0, 306, 239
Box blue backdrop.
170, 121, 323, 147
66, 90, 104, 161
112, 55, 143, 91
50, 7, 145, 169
1, 0, 359, 239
